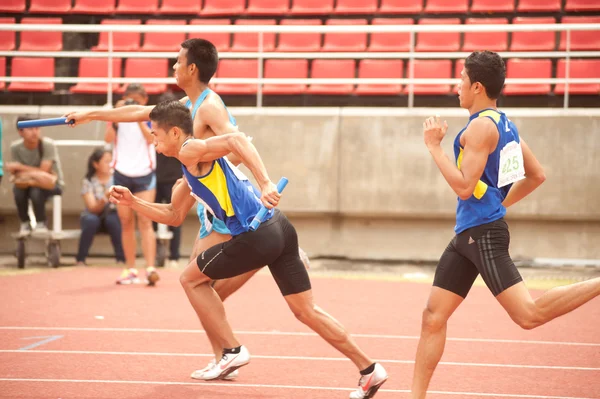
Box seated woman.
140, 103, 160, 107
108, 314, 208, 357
76, 149, 125, 266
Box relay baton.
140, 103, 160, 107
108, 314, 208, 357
249, 177, 288, 231
17, 117, 74, 129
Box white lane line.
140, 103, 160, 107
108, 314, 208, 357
0, 378, 595, 399
0, 326, 598, 347
1, 350, 598, 371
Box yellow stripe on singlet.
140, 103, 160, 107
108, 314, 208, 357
478, 109, 501, 124
457, 147, 488, 200
199, 161, 236, 217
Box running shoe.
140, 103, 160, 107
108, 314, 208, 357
190, 359, 239, 381
349, 363, 388, 399
201, 346, 250, 380
116, 268, 140, 285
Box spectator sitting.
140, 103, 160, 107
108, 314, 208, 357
76, 148, 125, 266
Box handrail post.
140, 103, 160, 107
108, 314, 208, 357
563, 29, 571, 109
408, 31, 415, 109
257, 31, 264, 108
107, 30, 114, 107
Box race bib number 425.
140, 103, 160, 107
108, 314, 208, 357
498, 141, 525, 188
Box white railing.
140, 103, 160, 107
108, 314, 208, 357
0, 22, 599, 108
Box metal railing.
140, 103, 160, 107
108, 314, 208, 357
0, 22, 599, 108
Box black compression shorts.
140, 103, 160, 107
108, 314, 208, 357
196, 209, 311, 296
433, 218, 523, 298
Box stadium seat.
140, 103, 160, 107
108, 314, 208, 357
424, 0, 468, 13
290, 0, 334, 15
93, 19, 141, 51
141, 20, 187, 52
369, 18, 414, 52
322, 19, 368, 52
277, 19, 322, 52
0, 18, 16, 51
307, 60, 355, 95
462, 18, 508, 52
115, 0, 158, 14
510, 17, 556, 51
9, 57, 55, 92
379, 0, 422, 14
0, 0, 25, 13
470, 0, 514, 12
0, 57, 5, 90
72, 0, 116, 14
334, 0, 378, 14
20, 18, 63, 52
416, 18, 461, 52
246, 0, 290, 15
215, 60, 259, 95
565, 0, 600, 10
517, 0, 561, 12
559, 17, 600, 51
263, 59, 309, 95
189, 19, 231, 52
158, 0, 201, 14
453, 58, 464, 94
70, 58, 122, 94
554, 59, 600, 95
503, 59, 552, 95
404, 60, 452, 95
202, 0, 246, 16
231, 19, 276, 52
118, 59, 169, 95
29, 0, 71, 13
355, 60, 404, 95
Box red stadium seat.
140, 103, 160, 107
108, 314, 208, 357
565, 0, 600, 10
72, 0, 116, 14
29, 0, 71, 13
503, 59, 552, 95
307, 60, 355, 95
189, 19, 231, 52
70, 58, 123, 94
0, 0, 25, 13
462, 18, 508, 52
559, 17, 600, 51
9, 57, 55, 92
215, 60, 259, 95
369, 18, 414, 52
246, 0, 290, 15
379, 0, 422, 14
231, 19, 276, 52
416, 18, 460, 52
404, 60, 452, 95
424, 0, 468, 13
115, 0, 158, 14
355, 60, 404, 95
0, 58, 5, 90
453, 58, 464, 94
0, 18, 16, 51
554, 59, 600, 95
141, 19, 186, 52
290, 0, 334, 15
470, 0, 514, 12
93, 19, 141, 51
277, 19, 322, 52
159, 0, 201, 14
118, 59, 169, 95
263, 59, 309, 95
334, 0, 378, 14
517, 0, 561, 12
510, 17, 556, 51
322, 19, 367, 52
20, 18, 63, 51
202, 0, 246, 16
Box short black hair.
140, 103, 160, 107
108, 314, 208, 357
464, 51, 506, 100
16, 114, 36, 130
123, 83, 148, 97
180, 38, 218, 84
149, 100, 193, 136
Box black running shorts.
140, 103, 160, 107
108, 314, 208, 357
196, 209, 311, 296
433, 218, 523, 298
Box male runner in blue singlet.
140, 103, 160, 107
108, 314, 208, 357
411, 51, 600, 398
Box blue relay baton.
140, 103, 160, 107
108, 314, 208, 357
17, 117, 74, 129
249, 177, 288, 231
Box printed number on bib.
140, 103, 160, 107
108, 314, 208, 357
498, 141, 525, 188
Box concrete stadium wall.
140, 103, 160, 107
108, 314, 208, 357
1, 106, 599, 262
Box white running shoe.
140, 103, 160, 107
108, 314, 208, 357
190, 359, 239, 381
200, 346, 250, 380
349, 363, 388, 399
